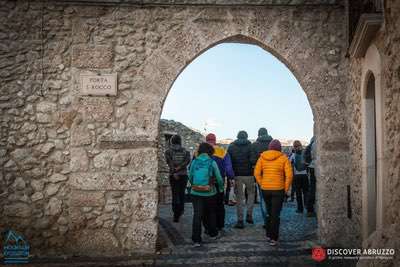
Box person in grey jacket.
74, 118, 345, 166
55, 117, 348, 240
165, 135, 191, 222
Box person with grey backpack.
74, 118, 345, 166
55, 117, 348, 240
165, 135, 191, 223
289, 140, 309, 213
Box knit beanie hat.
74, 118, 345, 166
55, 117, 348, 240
237, 131, 248, 140
170, 135, 182, 145
268, 139, 282, 152
258, 127, 269, 137
206, 133, 217, 146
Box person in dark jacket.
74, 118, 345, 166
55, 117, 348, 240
228, 130, 254, 228
165, 135, 191, 222
205, 133, 235, 232
250, 128, 273, 166
250, 127, 273, 204
250, 127, 273, 225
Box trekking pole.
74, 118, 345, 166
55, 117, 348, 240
257, 184, 266, 225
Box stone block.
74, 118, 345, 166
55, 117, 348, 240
121, 190, 158, 220
71, 125, 92, 146
123, 219, 157, 252
69, 190, 105, 207
36, 101, 57, 113
98, 130, 157, 149
45, 183, 61, 197
70, 148, 89, 172
49, 173, 68, 183
4, 203, 31, 218
77, 97, 113, 122
93, 150, 115, 170
69, 172, 156, 190
45, 197, 63, 216
67, 229, 121, 256
31, 192, 44, 202
72, 45, 113, 68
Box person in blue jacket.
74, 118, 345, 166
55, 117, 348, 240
189, 142, 224, 247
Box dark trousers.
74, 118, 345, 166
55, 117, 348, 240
262, 189, 285, 241
169, 175, 188, 219
293, 174, 309, 211
290, 184, 295, 200
307, 168, 316, 213
192, 195, 218, 243
216, 192, 225, 229
203, 192, 225, 232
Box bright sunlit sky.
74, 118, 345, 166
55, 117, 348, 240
161, 43, 313, 141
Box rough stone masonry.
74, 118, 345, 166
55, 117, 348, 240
0, 0, 359, 258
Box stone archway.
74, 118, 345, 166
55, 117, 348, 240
1, 2, 352, 257
146, 13, 351, 248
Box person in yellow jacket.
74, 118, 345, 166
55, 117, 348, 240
254, 139, 293, 246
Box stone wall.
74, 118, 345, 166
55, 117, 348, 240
157, 119, 204, 204
348, 1, 400, 266
0, 0, 353, 257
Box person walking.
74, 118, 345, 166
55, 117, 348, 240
189, 142, 224, 247
254, 139, 293, 246
228, 130, 254, 228
250, 127, 273, 226
304, 136, 317, 217
165, 135, 191, 223
289, 141, 309, 213
205, 133, 235, 232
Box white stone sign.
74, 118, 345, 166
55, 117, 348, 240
80, 73, 117, 96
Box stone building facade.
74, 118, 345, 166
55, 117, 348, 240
157, 119, 204, 204
347, 1, 400, 266
0, 0, 398, 265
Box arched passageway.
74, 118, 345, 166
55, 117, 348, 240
156, 42, 318, 265
151, 30, 350, 250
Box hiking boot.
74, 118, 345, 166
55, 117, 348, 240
192, 242, 201, 247
269, 239, 278, 246
246, 215, 254, 224
210, 232, 222, 240
234, 221, 244, 229
173, 215, 179, 223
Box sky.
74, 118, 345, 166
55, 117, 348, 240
161, 43, 314, 141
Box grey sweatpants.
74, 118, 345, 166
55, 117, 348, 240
234, 176, 255, 221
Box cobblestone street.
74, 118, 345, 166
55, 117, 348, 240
155, 200, 352, 266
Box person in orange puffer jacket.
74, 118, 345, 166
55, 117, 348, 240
254, 139, 293, 246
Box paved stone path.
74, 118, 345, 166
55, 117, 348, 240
155, 200, 337, 266
22, 200, 356, 267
